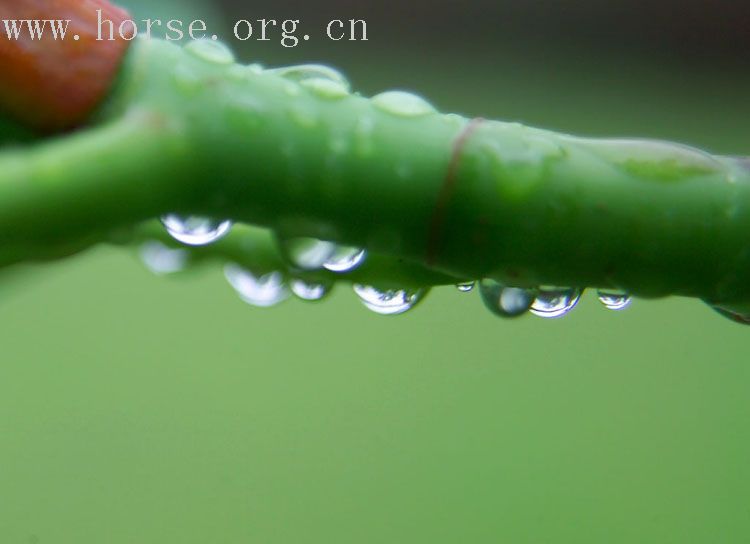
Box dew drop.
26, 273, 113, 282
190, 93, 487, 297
139, 241, 189, 275
478, 279, 534, 318
372, 91, 436, 118
160, 214, 232, 246
530, 287, 583, 318
291, 279, 330, 301
456, 281, 475, 293
269, 64, 349, 87
224, 264, 290, 308
280, 237, 337, 270
300, 77, 350, 99
323, 246, 367, 273
597, 290, 632, 311
184, 39, 235, 65
353, 284, 425, 315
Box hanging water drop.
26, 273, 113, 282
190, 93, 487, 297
530, 287, 582, 318
280, 237, 336, 270
161, 214, 232, 246
353, 284, 426, 315
597, 290, 632, 311
323, 246, 367, 273
456, 282, 476, 293
224, 264, 290, 308
372, 91, 437, 118
139, 241, 189, 275
291, 279, 330, 301
478, 279, 534, 318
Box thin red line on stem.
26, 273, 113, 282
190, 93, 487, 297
426, 117, 484, 266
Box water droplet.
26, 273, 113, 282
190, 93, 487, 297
597, 290, 632, 310
353, 284, 426, 315
479, 279, 534, 318
269, 64, 349, 87
291, 279, 330, 301
300, 77, 350, 100
161, 214, 232, 246
185, 39, 235, 65
280, 237, 336, 270
224, 264, 290, 308
372, 91, 436, 118
139, 241, 188, 275
578, 138, 723, 182
456, 282, 475, 293
323, 246, 367, 273
530, 287, 582, 318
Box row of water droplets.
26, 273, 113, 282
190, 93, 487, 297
153, 213, 745, 324
152, 213, 629, 319
156, 214, 423, 315
468, 279, 632, 319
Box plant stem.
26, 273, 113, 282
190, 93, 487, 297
0, 110, 190, 265
1, 37, 750, 305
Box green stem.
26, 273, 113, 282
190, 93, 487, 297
0, 109, 190, 264
1, 37, 750, 306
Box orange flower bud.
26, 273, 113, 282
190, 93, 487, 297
0, 0, 134, 131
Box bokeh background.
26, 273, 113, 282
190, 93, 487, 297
2, 1, 750, 542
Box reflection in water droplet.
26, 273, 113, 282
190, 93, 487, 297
353, 284, 425, 315
456, 282, 476, 293
184, 39, 235, 65
597, 290, 632, 311
291, 279, 330, 301
280, 237, 336, 270
479, 279, 534, 318
323, 246, 367, 273
139, 241, 189, 275
224, 264, 290, 308
372, 91, 437, 118
530, 287, 582, 318
160, 214, 232, 246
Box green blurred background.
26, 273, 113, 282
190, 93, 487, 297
2, 1, 750, 542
